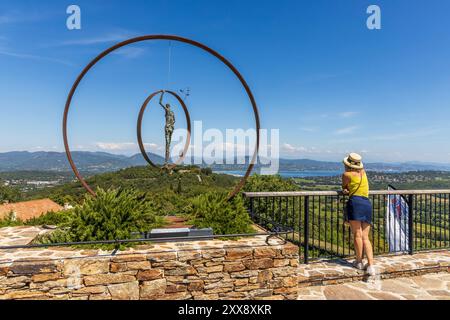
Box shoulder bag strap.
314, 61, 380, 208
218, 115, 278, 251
349, 171, 363, 197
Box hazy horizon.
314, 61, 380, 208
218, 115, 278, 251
1, 149, 450, 165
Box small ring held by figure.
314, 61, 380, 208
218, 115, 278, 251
137, 90, 191, 171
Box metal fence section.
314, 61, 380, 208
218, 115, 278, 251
243, 190, 450, 263
0, 232, 290, 251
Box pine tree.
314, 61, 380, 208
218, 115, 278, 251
176, 177, 182, 194
38, 188, 164, 246
189, 191, 253, 235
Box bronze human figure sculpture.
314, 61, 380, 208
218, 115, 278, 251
159, 91, 175, 166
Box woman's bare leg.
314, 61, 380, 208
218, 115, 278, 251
361, 222, 374, 266
349, 221, 363, 262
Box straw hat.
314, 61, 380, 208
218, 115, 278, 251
343, 153, 364, 169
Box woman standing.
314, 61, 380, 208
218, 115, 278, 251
342, 153, 376, 276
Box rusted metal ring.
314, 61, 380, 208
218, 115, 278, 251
63, 34, 260, 199
137, 90, 191, 170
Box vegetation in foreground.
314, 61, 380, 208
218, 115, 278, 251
23, 166, 237, 215
0, 210, 71, 228
1, 166, 258, 245
0, 183, 21, 203
189, 191, 254, 235
34, 188, 165, 248
2, 166, 450, 252
243, 174, 299, 193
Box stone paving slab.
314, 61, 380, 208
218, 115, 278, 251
298, 273, 450, 300
298, 250, 450, 286
0, 226, 51, 247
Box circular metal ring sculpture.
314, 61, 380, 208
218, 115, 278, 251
63, 34, 260, 199
137, 89, 191, 170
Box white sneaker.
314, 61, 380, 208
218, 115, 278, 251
366, 265, 376, 276
352, 260, 364, 270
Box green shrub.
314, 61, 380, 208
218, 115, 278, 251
0, 210, 70, 228
147, 190, 192, 216
200, 167, 212, 175
49, 195, 75, 207
0, 211, 22, 228
0, 184, 21, 203
242, 174, 299, 193
37, 188, 164, 246
25, 210, 71, 226
241, 174, 299, 230
189, 191, 253, 235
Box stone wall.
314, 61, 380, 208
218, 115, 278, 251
0, 236, 299, 300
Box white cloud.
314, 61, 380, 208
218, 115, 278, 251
298, 73, 339, 84
300, 126, 318, 133
370, 128, 439, 141
96, 142, 135, 151
0, 49, 72, 66
332, 127, 440, 144
279, 143, 353, 160
0, 10, 49, 25
0, 34, 70, 65
0, 15, 13, 24
59, 31, 135, 46
0, 12, 21, 25
338, 111, 359, 118
335, 126, 358, 135
95, 142, 162, 152
282, 143, 308, 153
51, 30, 146, 58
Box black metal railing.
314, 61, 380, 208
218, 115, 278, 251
0, 231, 290, 251
243, 190, 450, 263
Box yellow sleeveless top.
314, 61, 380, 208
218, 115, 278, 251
348, 172, 369, 198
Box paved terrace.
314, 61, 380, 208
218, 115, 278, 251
297, 250, 450, 300
298, 250, 450, 286
298, 273, 450, 300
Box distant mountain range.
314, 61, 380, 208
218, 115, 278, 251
1, 151, 450, 173
0, 151, 164, 172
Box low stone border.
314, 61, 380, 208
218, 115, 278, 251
298, 250, 450, 287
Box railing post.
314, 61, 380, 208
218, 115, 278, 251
249, 197, 254, 219
304, 196, 310, 264
408, 194, 414, 255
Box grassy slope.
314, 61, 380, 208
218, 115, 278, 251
24, 166, 238, 216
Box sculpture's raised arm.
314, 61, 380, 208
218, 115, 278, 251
159, 91, 166, 109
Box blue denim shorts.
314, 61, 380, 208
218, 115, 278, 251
346, 196, 373, 224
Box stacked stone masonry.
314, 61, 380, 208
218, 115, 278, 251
0, 236, 299, 300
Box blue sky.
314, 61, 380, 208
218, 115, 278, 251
0, 0, 449, 162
